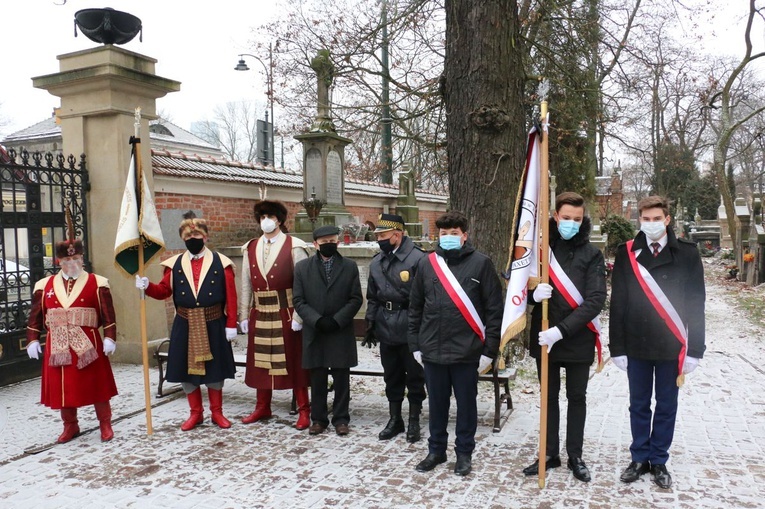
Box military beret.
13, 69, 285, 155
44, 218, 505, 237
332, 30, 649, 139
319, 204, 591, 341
312, 225, 341, 240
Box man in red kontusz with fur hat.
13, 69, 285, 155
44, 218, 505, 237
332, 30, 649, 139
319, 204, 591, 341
238, 200, 311, 429
136, 211, 238, 431
26, 217, 118, 443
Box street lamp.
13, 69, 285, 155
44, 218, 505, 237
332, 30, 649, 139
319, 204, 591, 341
235, 43, 274, 167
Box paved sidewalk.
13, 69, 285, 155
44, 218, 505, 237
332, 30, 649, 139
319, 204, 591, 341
1, 263, 764, 508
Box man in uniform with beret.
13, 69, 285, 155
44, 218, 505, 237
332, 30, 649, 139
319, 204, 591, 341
293, 225, 363, 436
364, 213, 427, 442
26, 221, 118, 443
238, 200, 311, 430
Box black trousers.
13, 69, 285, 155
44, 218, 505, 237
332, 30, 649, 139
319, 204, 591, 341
424, 361, 478, 456
380, 342, 426, 406
310, 367, 350, 426
535, 357, 590, 458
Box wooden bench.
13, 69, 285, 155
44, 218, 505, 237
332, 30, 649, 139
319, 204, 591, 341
154, 340, 516, 432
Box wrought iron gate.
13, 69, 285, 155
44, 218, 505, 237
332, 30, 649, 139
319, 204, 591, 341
0, 147, 89, 386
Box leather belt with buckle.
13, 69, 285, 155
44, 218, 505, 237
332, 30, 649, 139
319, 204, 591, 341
383, 301, 408, 311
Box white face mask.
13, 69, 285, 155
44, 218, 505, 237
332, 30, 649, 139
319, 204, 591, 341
261, 218, 278, 234
640, 221, 666, 241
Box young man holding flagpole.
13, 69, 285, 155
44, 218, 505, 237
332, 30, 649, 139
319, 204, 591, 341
609, 195, 706, 489
408, 211, 503, 476
521, 192, 606, 482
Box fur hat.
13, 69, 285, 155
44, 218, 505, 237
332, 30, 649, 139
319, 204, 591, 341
55, 203, 84, 258
178, 211, 209, 239
253, 200, 288, 225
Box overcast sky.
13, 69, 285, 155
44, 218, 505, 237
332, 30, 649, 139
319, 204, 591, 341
0, 0, 278, 137
1, 1, 763, 143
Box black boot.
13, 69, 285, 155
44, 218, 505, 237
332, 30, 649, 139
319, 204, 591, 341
378, 401, 405, 440
406, 403, 422, 443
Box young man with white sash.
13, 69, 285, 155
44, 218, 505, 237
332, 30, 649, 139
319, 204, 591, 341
521, 192, 606, 483
408, 211, 503, 476
610, 195, 706, 489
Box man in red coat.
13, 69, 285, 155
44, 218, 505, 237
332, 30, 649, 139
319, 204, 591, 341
239, 200, 311, 430
26, 236, 118, 443
136, 211, 238, 431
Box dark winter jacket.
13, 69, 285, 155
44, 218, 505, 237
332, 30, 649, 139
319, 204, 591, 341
530, 217, 607, 364
608, 228, 706, 361
293, 252, 363, 369
366, 235, 427, 345
407, 242, 503, 365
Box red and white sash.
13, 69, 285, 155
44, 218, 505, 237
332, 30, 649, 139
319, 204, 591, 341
625, 240, 688, 385
548, 249, 603, 371
428, 252, 485, 343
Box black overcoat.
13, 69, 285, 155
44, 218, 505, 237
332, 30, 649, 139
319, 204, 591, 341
608, 229, 706, 361
293, 252, 363, 369
529, 217, 607, 364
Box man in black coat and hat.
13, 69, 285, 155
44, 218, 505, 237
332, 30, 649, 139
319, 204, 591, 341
293, 225, 363, 436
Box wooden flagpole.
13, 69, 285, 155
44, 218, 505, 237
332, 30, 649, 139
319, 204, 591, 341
134, 108, 154, 435
538, 101, 550, 488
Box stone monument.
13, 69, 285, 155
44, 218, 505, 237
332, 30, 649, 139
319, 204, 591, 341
396, 163, 422, 237
294, 49, 353, 236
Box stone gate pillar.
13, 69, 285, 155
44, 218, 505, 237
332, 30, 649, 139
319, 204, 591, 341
33, 46, 181, 363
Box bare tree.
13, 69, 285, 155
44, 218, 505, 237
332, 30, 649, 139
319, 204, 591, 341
195, 101, 265, 163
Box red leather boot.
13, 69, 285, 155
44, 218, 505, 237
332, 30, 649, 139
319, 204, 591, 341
57, 407, 80, 443
241, 389, 272, 424
295, 387, 310, 430
93, 401, 114, 442
181, 387, 204, 431
208, 388, 231, 429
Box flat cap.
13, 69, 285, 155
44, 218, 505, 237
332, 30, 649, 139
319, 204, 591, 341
312, 225, 340, 240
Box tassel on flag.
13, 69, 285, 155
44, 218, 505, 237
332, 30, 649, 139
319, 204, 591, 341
500, 127, 542, 349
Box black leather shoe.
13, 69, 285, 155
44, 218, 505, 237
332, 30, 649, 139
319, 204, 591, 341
522, 455, 562, 476
567, 457, 591, 482
454, 454, 472, 476
620, 461, 651, 483
651, 464, 672, 489
415, 452, 447, 472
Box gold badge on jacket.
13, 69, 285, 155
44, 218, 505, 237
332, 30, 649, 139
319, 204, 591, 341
400, 270, 410, 283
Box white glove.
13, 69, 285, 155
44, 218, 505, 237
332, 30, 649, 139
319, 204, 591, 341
27, 341, 42, 360
291, 319, 303, 331
103, 338, 116, 356
538, 326, 563, 353
239, 320, 249, 334
225, 328, 238, 341
478, 355, 493, 374
135, 275, 149, 290
413, 351, 424, 367
683, 356, 700, 374
612, 355, 628, 372
533, 283, 553, 301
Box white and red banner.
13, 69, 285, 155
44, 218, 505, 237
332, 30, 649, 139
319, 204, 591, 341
501, 127, 541, 347
549, 249, 603, 369
428, 253, 486, 342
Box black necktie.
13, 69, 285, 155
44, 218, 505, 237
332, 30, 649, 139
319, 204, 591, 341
651, 242, 660, 257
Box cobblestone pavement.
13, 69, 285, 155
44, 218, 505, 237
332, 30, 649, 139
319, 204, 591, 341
1, 262, 764, 508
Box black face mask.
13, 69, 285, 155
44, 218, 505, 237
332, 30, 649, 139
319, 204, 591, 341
378, 238, 396, 254
318, 242, 338, 258
185, 237, 205, 255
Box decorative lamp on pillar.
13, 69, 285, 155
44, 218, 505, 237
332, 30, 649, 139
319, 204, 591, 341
300, 188, 326, 224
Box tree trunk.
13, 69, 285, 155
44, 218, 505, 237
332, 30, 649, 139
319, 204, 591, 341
444, 0, 526, 267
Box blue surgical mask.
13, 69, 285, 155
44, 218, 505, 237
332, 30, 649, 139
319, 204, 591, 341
439, 235, 462, 251
557, 220, 581, 240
